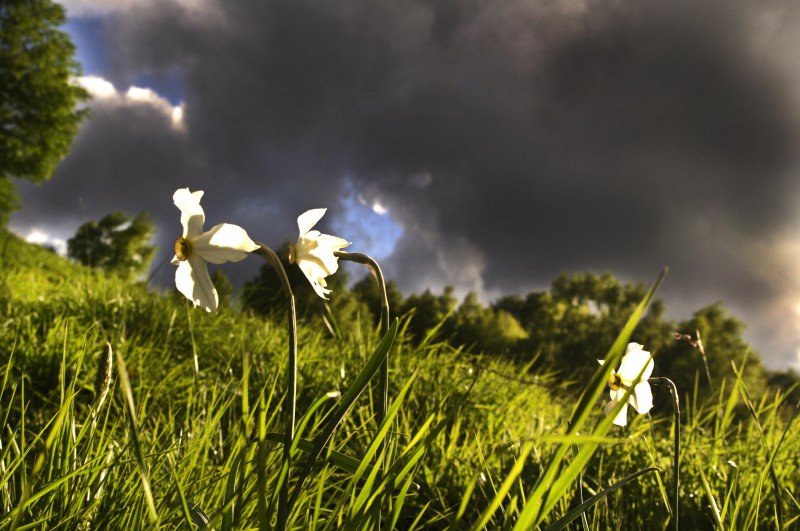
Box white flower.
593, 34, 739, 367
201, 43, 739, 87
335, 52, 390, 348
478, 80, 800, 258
171, 188, 258, 312
598, 342, 654, 426
289, 208, 350, 299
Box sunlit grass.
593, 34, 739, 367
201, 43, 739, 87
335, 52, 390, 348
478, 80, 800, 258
1, 229, 798, 529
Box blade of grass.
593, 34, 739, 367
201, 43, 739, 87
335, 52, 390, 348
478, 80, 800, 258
514, 268, 666, 529
544, 467, 660, 531
115, 348, 159, 525
289, 318, 398, 508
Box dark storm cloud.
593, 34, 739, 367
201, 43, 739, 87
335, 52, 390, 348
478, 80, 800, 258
14, 0, 800, 366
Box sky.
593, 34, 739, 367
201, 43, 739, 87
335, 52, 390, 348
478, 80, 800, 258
9, 0, 800, 369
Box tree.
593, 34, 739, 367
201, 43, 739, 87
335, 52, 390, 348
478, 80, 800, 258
399, 287, 458, 343
657, 303, 767, 405
67, 212, 156, 278
0, 0, 90, 222
453, 292, 528, 355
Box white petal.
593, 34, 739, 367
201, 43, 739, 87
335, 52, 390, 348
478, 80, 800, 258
175, 257, 218, 312
603, 397, 629, 426
308, 247, 340, 275
173, 188, 205, 239
299, 262, 332, 299
315, 233, 350, 250
299, 234, 349, 275
295, 238, 336, 275
296, 254, 329, 277
297, 208, 327, 236
626, 342, 644, 354
192, 223, 258, 264
612, 402, 629, 426
597, 359, 605, 366
617, 347, 653, 383
631, 382, 653, 414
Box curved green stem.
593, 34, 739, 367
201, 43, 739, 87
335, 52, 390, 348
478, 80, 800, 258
253, 243, 297, 531
651, 377, 680, 531
335, 251, 390, 530
335, 251, 390, 423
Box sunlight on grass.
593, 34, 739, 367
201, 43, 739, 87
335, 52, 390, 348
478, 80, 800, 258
0, 228, 798, 529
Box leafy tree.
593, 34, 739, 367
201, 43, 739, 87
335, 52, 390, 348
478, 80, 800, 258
399, 287, 458, 343
0, 178, 17, 225
657, 303, 767, 405
352, 276, 405, 326
0, 0, 90, 222
67, 212, 156, 278
453, 292, 528, 355
493, 272, 672, 382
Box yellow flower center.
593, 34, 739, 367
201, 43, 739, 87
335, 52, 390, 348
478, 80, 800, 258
174, 237, 192, 261
608, 372, 623, 391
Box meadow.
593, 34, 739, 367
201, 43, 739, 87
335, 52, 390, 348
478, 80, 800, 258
1, 228, 798, 530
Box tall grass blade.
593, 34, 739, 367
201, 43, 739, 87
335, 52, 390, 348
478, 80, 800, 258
115, 348, 159, 525
544, 467, 660, 531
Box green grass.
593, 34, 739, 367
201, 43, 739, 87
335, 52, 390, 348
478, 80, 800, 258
1, 229, 798, 529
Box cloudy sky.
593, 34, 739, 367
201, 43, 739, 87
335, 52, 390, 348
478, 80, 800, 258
10, 0, 800, 369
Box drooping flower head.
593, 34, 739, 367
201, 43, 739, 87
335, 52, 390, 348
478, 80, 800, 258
172, 188, 258, 312
288, 208, 350, 299
598, 342, 654, 426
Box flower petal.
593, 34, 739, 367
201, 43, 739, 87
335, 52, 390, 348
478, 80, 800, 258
612, 402, 629, 426
173, 188, 205, 240
307, 247, 340, 275
617, 346, 654, 383
603, 397, 629, 426
297, 208, 326, 236
299, 262, 332, 299
631, 382, 653, 414
626, 342, 644, 354
192, 223, 258, 264
175, 257, 218, 312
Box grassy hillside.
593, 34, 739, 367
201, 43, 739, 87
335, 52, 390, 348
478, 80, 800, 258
0, 229, 798, 529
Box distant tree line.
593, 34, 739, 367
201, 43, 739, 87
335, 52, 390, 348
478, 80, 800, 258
243, 252, 797, 406
62, 217, 798, 407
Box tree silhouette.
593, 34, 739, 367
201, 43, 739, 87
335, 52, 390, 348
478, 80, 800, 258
67, 212, 156, 278
0, 0, 90, 223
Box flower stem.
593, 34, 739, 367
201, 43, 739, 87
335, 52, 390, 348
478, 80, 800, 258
335, 251, 390, 423
335, 251, 390, 530
253, 243, 297, 531
650, 377, 680, 531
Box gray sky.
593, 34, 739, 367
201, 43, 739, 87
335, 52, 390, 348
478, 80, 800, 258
11, 0, 800, 369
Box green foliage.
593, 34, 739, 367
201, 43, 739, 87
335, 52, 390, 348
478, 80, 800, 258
67, 211, 156, 278
2, 235, 798, 529
0, 0, 90, 221
400, 286, 458, 341
0, 176, 19, 226
659, 303, 768, 405
452, 292, 528, 355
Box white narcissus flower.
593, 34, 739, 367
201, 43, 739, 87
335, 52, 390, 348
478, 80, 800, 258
289, 208, 350, 299
171, 188, 258, 312
598, 342, 654, 427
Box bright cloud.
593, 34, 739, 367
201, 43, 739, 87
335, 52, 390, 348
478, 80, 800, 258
61, 0, 217, 18
24, 229, 67, 256
77, 75, 116, 98
77, 75, 185, 130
